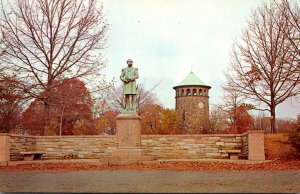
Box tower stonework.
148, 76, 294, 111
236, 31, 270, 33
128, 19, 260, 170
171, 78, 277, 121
173, 72, 211, 134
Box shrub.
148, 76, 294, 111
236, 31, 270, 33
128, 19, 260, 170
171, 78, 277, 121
288, 129, 300, 152
287, 118, 300, 159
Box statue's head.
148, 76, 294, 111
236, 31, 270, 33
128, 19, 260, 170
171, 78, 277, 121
127, 59, 133, 67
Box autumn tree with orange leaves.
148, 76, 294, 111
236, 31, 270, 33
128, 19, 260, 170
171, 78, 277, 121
22, 78, 94, 135
0, 77, 24, 133
140, 104, 164, 134
226, 104, 254, 134
160, 109, 180, 134
95, 110, 118, 135
0, 0, 109, 135
140, 104, 180, 135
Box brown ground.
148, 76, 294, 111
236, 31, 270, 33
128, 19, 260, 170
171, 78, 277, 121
1, 159, 300, 171
265, 133, 299, 160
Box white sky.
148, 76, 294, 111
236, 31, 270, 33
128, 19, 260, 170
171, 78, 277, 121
101, 0, 300, 119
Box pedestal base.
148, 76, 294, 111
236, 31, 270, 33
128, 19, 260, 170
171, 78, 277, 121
110, 147, 153, 163
110, 113, 154, 163
112, 113, 143, 158
115, 113, 141, 148
112, 147, 144, 157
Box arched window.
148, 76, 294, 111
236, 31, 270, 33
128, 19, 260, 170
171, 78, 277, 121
181, 89, 184, 96
199, 89, 202, 95
193, 89, 197, 96
204, 89, 207, 95
176, 90, 179, 97
187, 89, 191, 96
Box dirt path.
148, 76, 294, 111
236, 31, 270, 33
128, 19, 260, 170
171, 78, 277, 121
0, 170, 299, 193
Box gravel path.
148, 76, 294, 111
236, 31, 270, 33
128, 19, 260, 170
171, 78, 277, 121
0, 170, 299, 193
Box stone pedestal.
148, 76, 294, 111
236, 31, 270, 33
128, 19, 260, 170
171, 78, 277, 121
248, 130, 265, 161
112, 113, 144, 158
0, 134, 10, 166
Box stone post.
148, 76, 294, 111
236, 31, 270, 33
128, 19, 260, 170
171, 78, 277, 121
0, 133, 10, 165
248, 130, 265, 161
112, 114, 144, 157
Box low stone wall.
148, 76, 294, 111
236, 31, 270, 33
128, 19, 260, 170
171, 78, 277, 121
10, 134, 36, 160
0, 131, 265, 162
241, 134, 249, 159
142, 134, 243, 159
35, 136, 116, 159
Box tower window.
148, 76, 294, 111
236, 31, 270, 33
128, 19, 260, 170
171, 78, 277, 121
193, 89, 197, 96
199, 89, 202, 95
181, 89, 184, 96
187, 89, 191, 96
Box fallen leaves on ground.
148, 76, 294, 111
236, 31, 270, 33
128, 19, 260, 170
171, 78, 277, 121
0, 160, 300, 171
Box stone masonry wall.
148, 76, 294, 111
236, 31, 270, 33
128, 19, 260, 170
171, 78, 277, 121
142, 134, 243, 159
241, 133, 249, 159
10, 134, 36, 161
7, 134, 247, 160
175, 85, 210, 134
35, 136, 116, 159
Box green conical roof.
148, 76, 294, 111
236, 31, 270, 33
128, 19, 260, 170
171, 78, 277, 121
178, 71, 205, 86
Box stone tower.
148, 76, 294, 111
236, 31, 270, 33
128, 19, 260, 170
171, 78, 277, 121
173, 71, 211, 134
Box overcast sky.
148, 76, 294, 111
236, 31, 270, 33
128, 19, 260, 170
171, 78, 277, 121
101, 0, 300, 119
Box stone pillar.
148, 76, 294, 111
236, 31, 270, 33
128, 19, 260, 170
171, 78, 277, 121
248, 130, 265, 161
0, 134, 10, 165
112, 114, 144, 157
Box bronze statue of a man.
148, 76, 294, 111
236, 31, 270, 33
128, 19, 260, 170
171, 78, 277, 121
120, 59, 139, 112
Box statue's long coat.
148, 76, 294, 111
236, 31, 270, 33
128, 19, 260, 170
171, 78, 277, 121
120, 67, 139, 94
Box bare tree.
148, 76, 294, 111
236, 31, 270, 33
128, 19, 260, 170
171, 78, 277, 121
0, 0, 109, 134
0, 32, 5, 57
136, 81, 162, 115
253, 113, 271, 132
275, 0, 300, 58
221, 79, 246, 133
226, 2, 300, 133
206, 105, 228, 133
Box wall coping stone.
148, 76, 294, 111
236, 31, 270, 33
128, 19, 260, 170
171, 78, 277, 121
3, 131, 264, 137
241, 130, 264, 136
0, 134, 116, 138
0, 133, 13, 136
35, 135, 116, 138
142, 134, 244, 138
3, 133, 247, 138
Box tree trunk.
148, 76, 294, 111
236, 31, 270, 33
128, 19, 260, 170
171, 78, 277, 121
270, 104, 276, 133
44, 73, 53, 136
59, 106, 66, 136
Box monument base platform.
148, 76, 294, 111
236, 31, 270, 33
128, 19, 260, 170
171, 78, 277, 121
102, 155, 156, 165
112, 147, 144, 157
